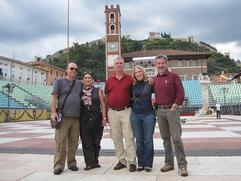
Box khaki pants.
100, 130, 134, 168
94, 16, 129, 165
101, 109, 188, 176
54, 117, 80, 169
108, 108, 136, 166
156, 108, 187, 168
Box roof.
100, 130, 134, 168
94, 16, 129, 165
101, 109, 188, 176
0, 56, 48, 72
28, 61, 66, 72
123, 49, 211, 60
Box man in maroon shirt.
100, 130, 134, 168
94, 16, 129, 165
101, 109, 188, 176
105, 56, 136, 172
153, 54, 188, 177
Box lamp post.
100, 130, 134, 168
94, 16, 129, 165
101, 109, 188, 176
67, 0, 70, 64
10, 62, 13, 82
2, 83, 14, 122
222, 87, 228, 114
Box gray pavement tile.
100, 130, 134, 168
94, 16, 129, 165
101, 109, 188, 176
0, 168, 37, 181
156, 176, 241, 181
19, 171, 85, 181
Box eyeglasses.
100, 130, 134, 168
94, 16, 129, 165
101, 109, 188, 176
82, 71, 93, 78
83, 71, 92, 74
70, 67, 78, 71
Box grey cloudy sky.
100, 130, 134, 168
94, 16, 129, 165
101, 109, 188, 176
0, 0, 241, 61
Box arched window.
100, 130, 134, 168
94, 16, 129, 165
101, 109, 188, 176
110, 13, 115, 22
110, 24, 116, 34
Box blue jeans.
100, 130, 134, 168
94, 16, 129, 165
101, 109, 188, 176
131, 112, 156, 168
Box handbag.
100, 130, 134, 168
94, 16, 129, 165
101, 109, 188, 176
51, 80, 76, 129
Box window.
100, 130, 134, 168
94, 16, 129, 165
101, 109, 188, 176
178, 60, 183, 67
4, 69, 8, 77
50, 69, 52, 75
110, 24, 116, 34
186, 60, 190, 67
12, 70, 15, 79
192, 60, 198, 66
110, 13, 115, 22
56, 71, 58, 76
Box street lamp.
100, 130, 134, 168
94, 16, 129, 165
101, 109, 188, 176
2, 83, 15, 122
222, 86, 228, 114
67, 0, 70, 64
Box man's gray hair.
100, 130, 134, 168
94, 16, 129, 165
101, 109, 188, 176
114, 56, 124, 63
155, 54, 168, 62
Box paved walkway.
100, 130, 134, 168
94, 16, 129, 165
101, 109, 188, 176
0, 115, 241, 180
1, 153, 241, 181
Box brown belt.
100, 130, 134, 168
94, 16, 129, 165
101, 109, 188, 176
111, 107, 130, 111
156, 104, 173, 109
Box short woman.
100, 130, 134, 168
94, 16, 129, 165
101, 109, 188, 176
80, 72, 107, 170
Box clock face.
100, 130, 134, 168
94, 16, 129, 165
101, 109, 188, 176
107, 42, 118, 52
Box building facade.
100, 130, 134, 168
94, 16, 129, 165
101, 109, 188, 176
123, 49, 211, 80
0, 56, 48, 85
28, 61, 66, 85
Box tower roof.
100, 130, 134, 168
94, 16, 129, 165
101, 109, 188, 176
104, 4, 121, 15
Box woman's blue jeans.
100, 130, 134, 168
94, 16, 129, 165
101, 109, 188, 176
131, 112, 156, 168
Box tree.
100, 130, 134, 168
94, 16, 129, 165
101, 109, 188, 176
48, 38, 239, 80
207, 53, 240, 75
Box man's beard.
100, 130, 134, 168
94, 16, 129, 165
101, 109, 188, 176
158, 67, 167, 74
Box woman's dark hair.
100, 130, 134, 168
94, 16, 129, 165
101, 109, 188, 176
82, 71, 93, 79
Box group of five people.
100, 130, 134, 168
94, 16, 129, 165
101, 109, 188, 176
50, 54, 188, 177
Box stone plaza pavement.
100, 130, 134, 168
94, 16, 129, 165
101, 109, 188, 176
1, 153, 241, 181
0, 115, 241, 180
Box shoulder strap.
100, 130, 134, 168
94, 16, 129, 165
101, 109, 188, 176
139, 84, 149, 99
132, 83, 149, 102
59, 80, 76, 113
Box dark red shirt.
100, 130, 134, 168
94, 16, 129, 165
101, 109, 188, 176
105, 74, 133, 108
154, 71, 184, 105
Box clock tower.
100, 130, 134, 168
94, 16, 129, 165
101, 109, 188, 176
104, 4, 121, 78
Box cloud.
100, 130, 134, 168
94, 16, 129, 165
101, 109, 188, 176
0, 0, 66, 43
213, 41, 241, 61
0, 0, 241, 61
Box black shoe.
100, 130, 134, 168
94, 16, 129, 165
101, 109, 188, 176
54, 168, 63, 175
113, 162, 127, 170
84, 166, 95, 171
129, 164, 136, 172
137, 167, 144, 171
94, 164, 101, 168
69, 166, 78, 171
145, 167, 152, 172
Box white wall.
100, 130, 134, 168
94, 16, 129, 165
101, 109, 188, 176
0, 59, 47, 85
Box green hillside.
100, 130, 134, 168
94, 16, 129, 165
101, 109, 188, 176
48, 37, 239, 81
